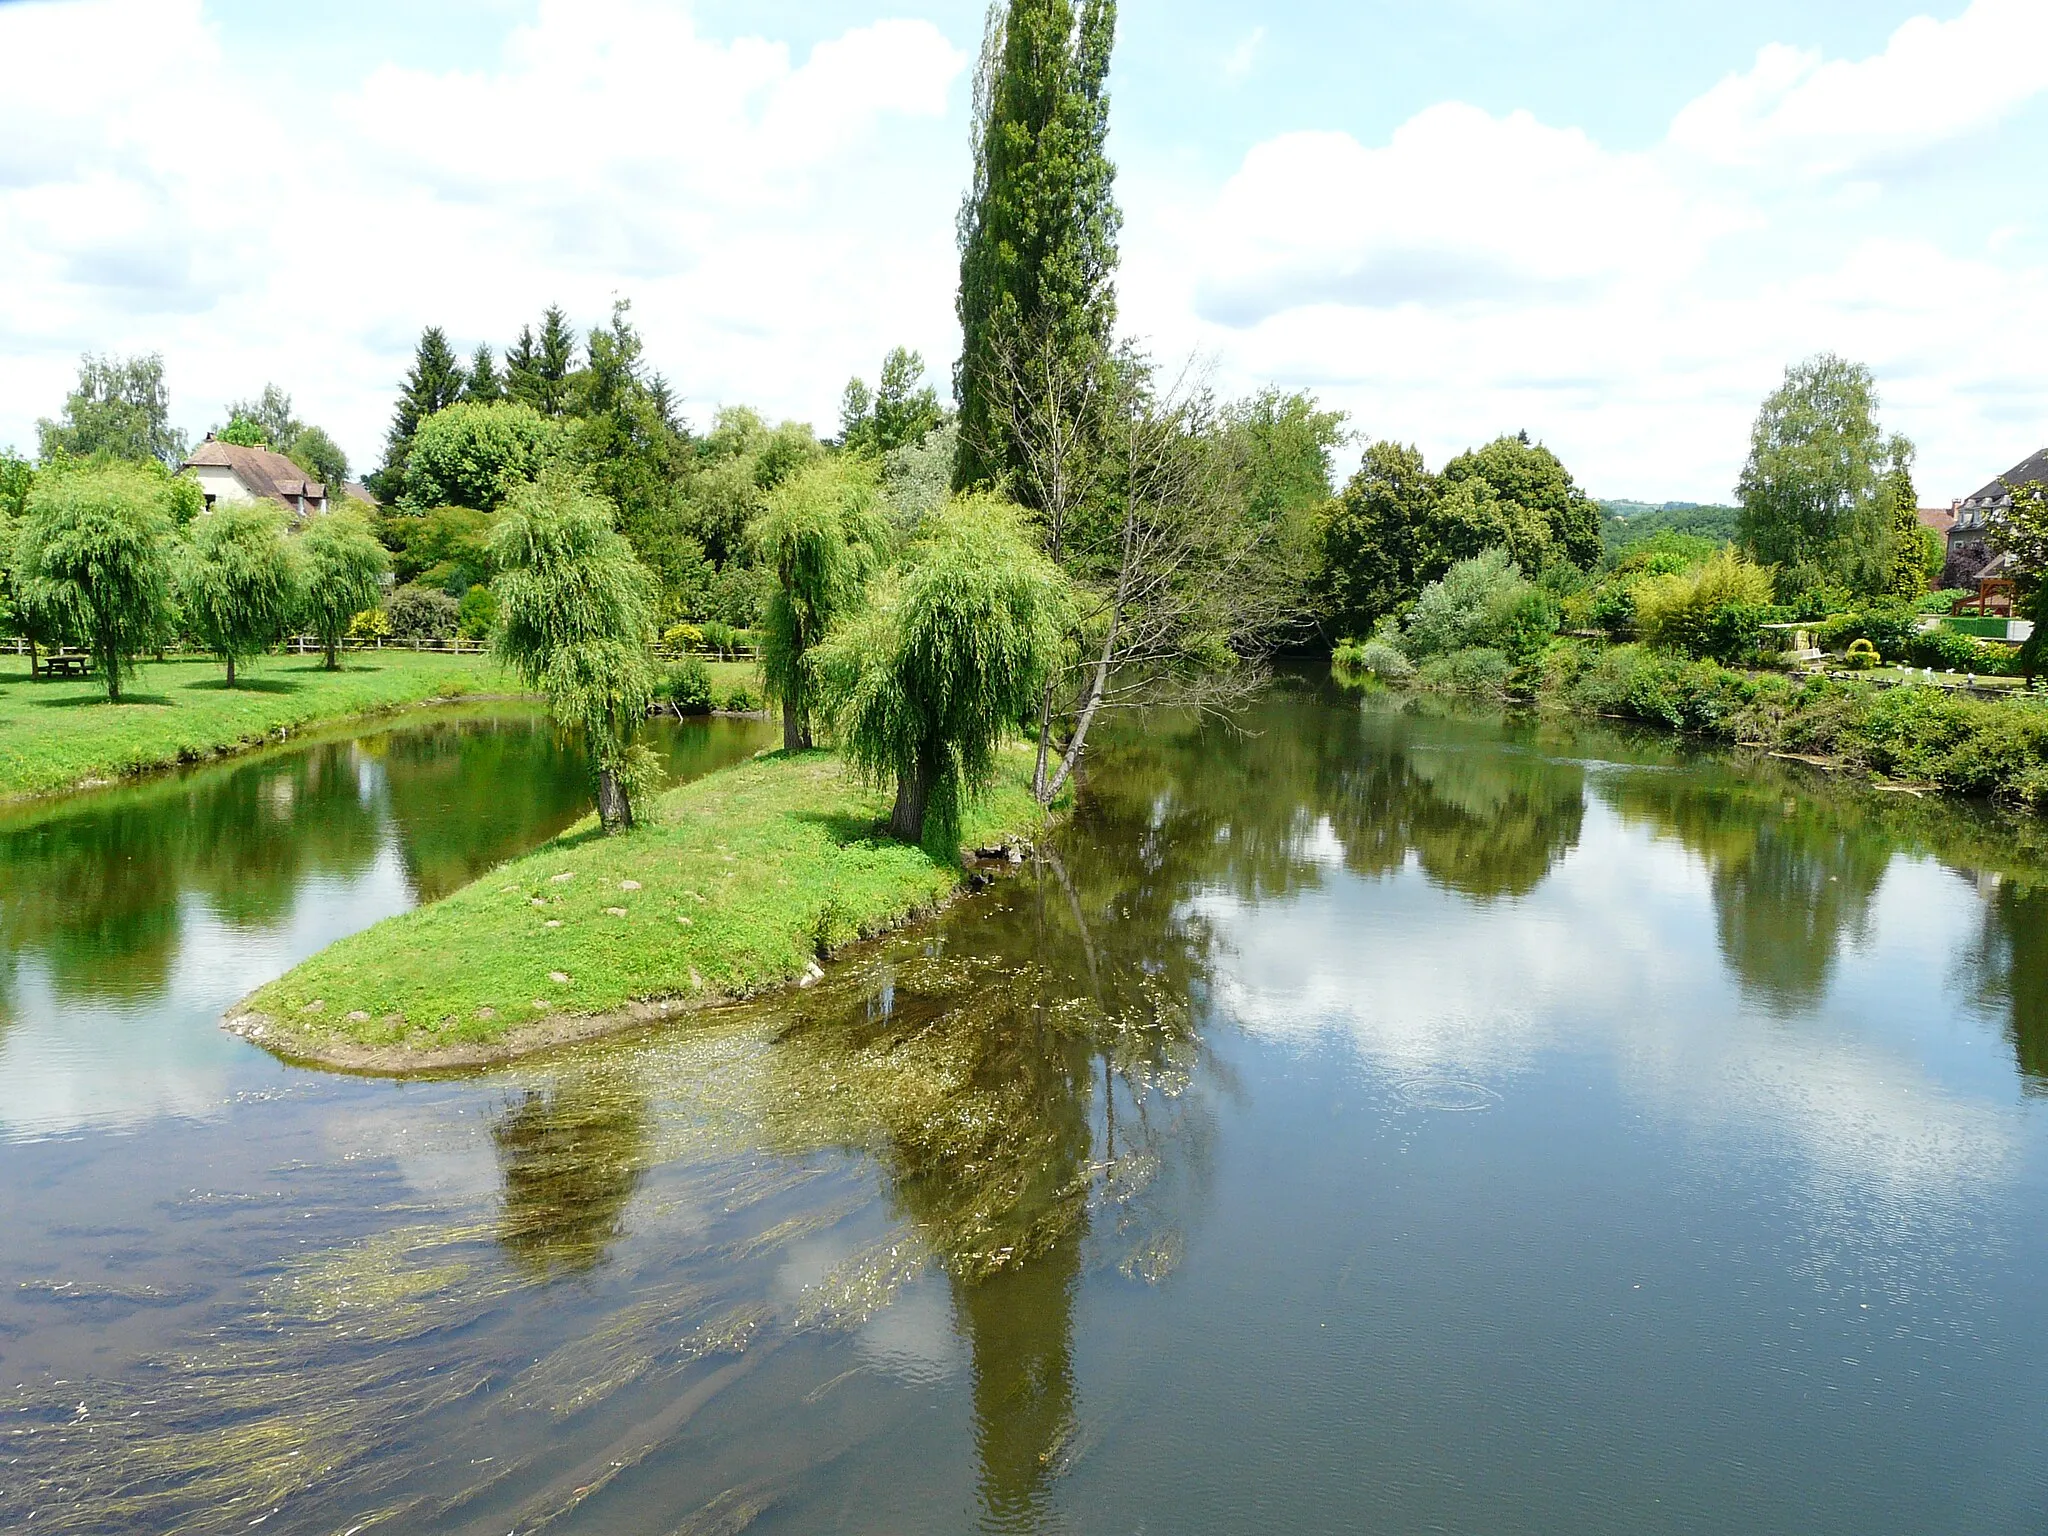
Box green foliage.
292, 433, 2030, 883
1318, 435, 1600, 638
1401, 548, 1557, 664
840, 347, 945, 456
1737, 353, 1907, 597
954, 0, 1121, 491
457, 583, 499, 642
657, 656, 715, 714
17, 463, 179, 699
1215, 388, 1347, 592
1600, 500, 1741, 554
373, 327, 468, 502
401, 400, 561, 512
490, 469, 659, 830
813, 494, 1074, 848
752, 458, 894, 748
1415, 646, 1513, 695
720, 679, 763, 712
178, 504, 303, 685
217, 417, 270, 448
464, 343, 502, 403
1817, 601, 1920, 659
287, 425, 350, 490
298, 511, 390, 668
38, 353, 189, 469
1443, 432, 1603, 572
1558, 643, 1764, 733
1632, 548, 1777, 659
380, 504, 497, 593
386, 583, 460, 640
505, 305, 579, 418
880, 422, 960, 531
1843, 638, 1881, 670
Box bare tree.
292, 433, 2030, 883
979, 328, 1303, 803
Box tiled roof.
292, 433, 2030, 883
1961, 447, 2048, 510
183, 438, 326, 505
1916, 506, 1956, 534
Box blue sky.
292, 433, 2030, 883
1, 0, 2042, 501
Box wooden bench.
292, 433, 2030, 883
41, 652, 93, 679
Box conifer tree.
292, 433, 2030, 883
466, 344, 503, 402
371, 327, 467, 502
954, 0, 1120, 492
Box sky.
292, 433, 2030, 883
0, 0, 2043, 503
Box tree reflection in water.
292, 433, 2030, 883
1955, 877, 2048, 1091
491, 1078, 653, 1275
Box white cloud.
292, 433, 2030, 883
0, 0, 967, 469
1129, 0, 2048, 501
1671, 0, 2048, 176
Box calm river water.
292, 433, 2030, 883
4, 683, 2048, 1533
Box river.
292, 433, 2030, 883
3, 682, 2047, 1533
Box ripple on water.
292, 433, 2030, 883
1394, 1077, 1502, 1113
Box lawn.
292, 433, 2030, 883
239, 748, 1047, 1070
0, 651, 767, 800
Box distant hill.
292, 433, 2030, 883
1599, 499, 1741, 555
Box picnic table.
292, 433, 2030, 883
40, 651, 93, 679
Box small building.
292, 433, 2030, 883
181, 436, 328, 519
1945, 447, 2048, 589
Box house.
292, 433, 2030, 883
1944, 447, 2048, 588
181, 435, 328, 519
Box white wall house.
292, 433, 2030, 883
180, 437, 328, 519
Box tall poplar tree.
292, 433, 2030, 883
371, 327, 467, 502
953, 0, 1120, 492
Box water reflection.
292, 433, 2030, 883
492, 1079, 652, 1274
1957, 877, 2048, 1092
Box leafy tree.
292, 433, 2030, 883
955, 0, 1120, 491
1443, 432, 1602, 572
465, 344, 503, 403
37, 353, 189, 468
813, 495, 1072, 847
506, 305, 579, 417
841, 347, 945, 456
457, 583, 499, 642
1993, 477, 2048, 677
752, 459, 893, 750
179, 504, 302, 686
298, 511, 389, 669
1882, 450, 1935, 598
386, 582, 460, 640
1214, 388, 1346, 596
490, 469, 659, 832
218, 384, 300, 450
381, 504, 497, 592
286, 425, 349, 489
1398, 548, 1558, 664
401, 400, 561, 511
371, 327, 468, 502
1317, 441, 1439, 639
882, 422, 960, 530
1737, 353, 1904, 597
217, 417, 270, 448
16, 463, 178, 700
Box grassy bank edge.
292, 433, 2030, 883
228, 747, 1053, 1075
1342, 640, 2048, 809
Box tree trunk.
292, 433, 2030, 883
783, 700, 805, 753
27, 637, 38, 679
596, 768, 634, 833
890, 755, 933, 844
325, 639, 340, 671
226, 654, 236, 688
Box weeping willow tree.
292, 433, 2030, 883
16, 462, 177, 701
297, 510, 389, 669
751, 458, 894, 751
179, 503, 302, 686
490, 469, 658, 832
811, 494, 1073, 849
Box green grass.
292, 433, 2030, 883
245, 748, 1047, 1059
0, 652, 767, 800
0, 650, 515, 799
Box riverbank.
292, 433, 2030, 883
1343, 641, 2048, 808
230, 748, 1049, 1072
0, 652, 763, 801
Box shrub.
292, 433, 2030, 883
1818, 601, 1919, 658
719, 681, 762, 712
1356, 637, 1415, 680
348, 606, 390, 640
657, 656, 714, 714
1633, 549, 1776, 658
661, 621, 704, 651
1903, 627, 2018, 675
1559, 644, 1760, 732
1415, 646, 1511, 694
1588, 581, 1638, 638
456, 584, 498, 641
700, 619, 739, 658
385, 583, 459, 640
1404, 548, 1557, 663
1842, 638, 1880, 670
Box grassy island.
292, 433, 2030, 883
230, 748, 1047, 1072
